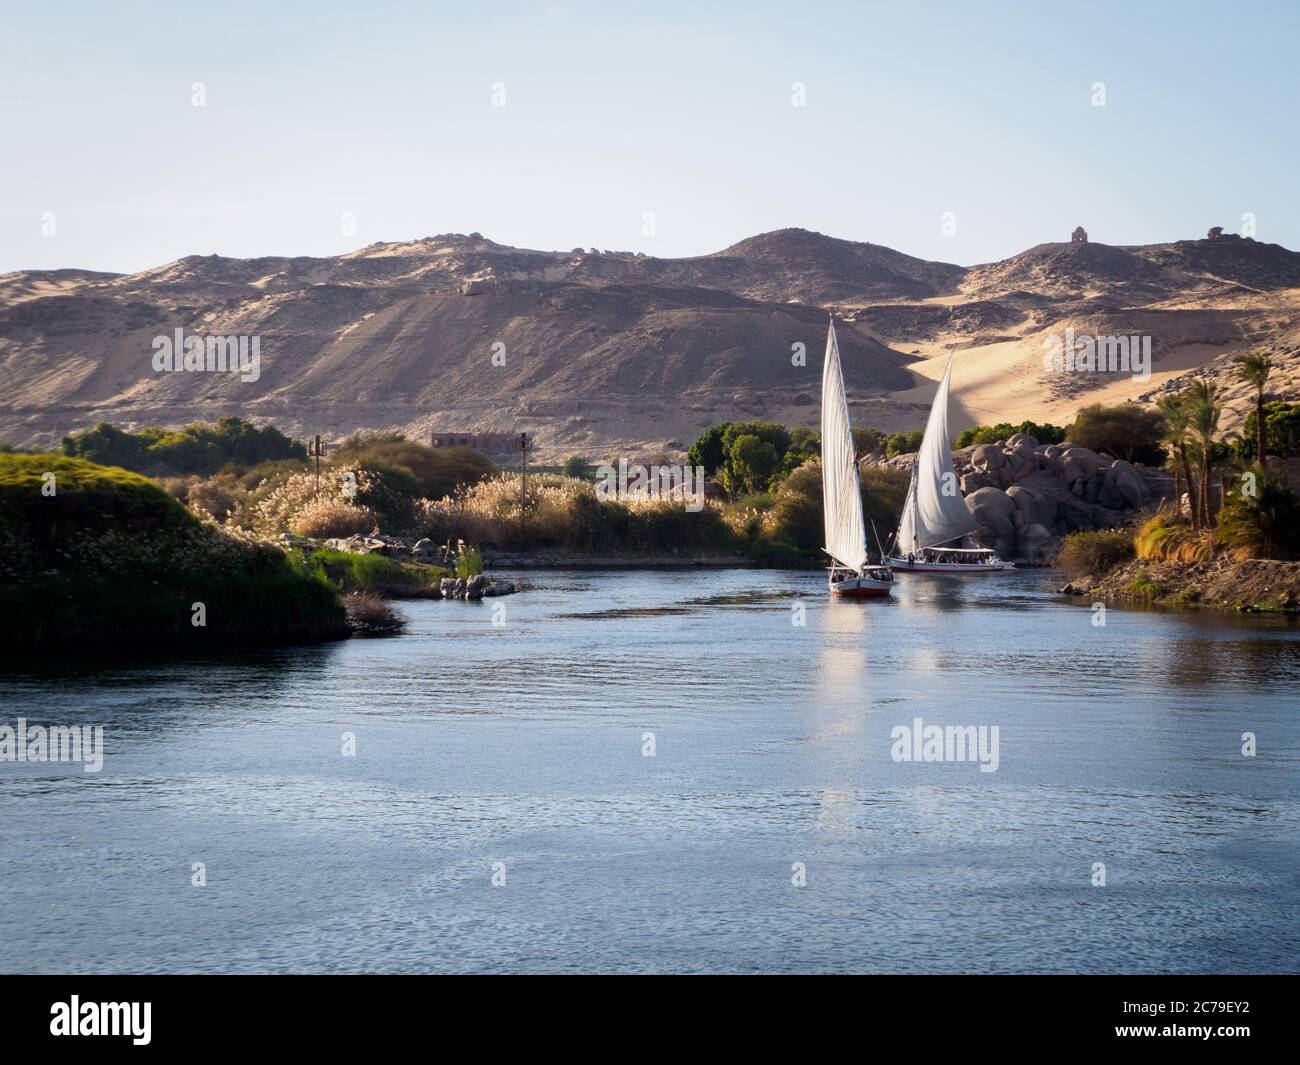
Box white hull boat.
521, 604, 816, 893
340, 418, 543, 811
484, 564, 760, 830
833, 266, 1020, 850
885, 551, 1016, 573
821, 319, 894, 599
828, 564, 896, 597
888, 355, 1014, 575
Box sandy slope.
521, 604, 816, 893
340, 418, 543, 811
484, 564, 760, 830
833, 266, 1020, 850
2, 229, 1298, 457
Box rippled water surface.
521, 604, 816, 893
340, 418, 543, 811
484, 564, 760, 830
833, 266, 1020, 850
1, 569, 1297, 973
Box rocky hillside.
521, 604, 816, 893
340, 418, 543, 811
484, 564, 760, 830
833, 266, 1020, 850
3, 227, 1298, 458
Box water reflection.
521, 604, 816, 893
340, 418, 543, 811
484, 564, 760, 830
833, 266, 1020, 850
0, 568, 1296, 974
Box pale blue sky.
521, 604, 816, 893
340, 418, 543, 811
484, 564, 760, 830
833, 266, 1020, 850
2, 0, 1297, 275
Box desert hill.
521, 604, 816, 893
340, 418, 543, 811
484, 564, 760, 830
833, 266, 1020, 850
2, 227, 1297, 459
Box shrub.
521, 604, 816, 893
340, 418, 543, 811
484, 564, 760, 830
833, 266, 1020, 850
0, 453, 195, 550
1056, 528, 1135, 579
1215, 476, 1300, 560
1068, 404, 1165, 464
415, 471, 738, 557
344, 592, 406, 636
851, 427, 885, 457
241, 465, 405, 536
562, 455, 589, 478
1124, 567, 1164, 600
764, 464, 823, 553
290, 499, 380, 539
0, 453, 347, 653
330, 434, 497, 499
859, 465, 911, 532
186, 478, 239, 522
304, 549, 440, 593
455, 544, 484, 578
885, 428, 925, 456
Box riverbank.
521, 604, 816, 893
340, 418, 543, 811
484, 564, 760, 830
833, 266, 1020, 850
0, 454, 351, 655
1061, 556, 1300, 613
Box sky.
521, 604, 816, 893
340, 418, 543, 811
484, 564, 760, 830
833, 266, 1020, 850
2, 0, 1298, 275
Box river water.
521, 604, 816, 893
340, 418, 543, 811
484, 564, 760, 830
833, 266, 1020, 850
1, 568, 1297, 974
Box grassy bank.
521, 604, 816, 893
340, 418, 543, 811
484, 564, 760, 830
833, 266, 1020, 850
1056, 498, 1300, 613
140, 424, 909, 568
0, 454, 349, 654
301, 548, 448, 597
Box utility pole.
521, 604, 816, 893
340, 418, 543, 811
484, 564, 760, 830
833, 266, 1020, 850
308, 435, 327, 494
519, 431, 529, 541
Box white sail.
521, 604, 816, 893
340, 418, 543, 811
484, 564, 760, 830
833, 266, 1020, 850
820, 319, 867, 571
896, 356, 977, 554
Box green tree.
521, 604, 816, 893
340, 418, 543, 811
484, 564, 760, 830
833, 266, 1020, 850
62, 422, 151, 469
691, 420, 792, 494
885, 428, 925, 456
1217, 475, 1300, 560
686, 424, 733, 475
61, 418, 306, 476
562, 455, 589, 479
1157, 394, 1199, 528
851, 426, 887, 458
1184, 380, 1222, 528
1241, 401, 1300, 460
954, 420, 1068, 448
1231, 351, 1273, 464
727, 434, 780, 495
778, 426, 821, 480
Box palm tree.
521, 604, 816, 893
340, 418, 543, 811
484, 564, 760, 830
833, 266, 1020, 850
1185, 379, 1223, 528
1232, 350, 1272, 465
1157, 394, 1197, 526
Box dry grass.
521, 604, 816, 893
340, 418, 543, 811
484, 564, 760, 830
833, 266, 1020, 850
1134, 512, 1215, 563
290, 498, 380, 539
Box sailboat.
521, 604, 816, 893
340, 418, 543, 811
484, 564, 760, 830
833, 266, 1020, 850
886, 355, 1015, 573
821, 318, 894, 598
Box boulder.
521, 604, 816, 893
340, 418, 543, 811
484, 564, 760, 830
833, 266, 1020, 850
1104, 460, 1148, 509
960, 471, 995, 493
1060, 446, 1102, 485
1006, 484, 1056, 530
966, 487, 1018, 551
324, 534, 390, 555
970, 445, 1005, 472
